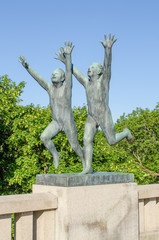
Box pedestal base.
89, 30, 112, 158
33, 173, 138, 240
36, 172, 134, 187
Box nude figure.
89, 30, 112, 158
19, 42, 85, 169
55, 34, 133, 174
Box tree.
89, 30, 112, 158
7, 105, 88, 193
0, 75, 25, 194
0, 75, 88, 193
114, 105, 159, 184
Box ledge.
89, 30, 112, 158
36, 172, 134, 187
0, 193, 57, 215
138, 184, 159, 199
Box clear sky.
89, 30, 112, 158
1, 0, 159, 122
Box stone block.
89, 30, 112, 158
33, 180, 138, 240
36, 172, 134, 187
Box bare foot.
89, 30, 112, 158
79, 166, 93, 175
54, 152, 60, 169
128, 137, 134, 144
124, 128, 134, 144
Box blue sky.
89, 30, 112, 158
1, 0, 159, 122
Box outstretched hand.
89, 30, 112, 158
54, 41, 74, 64
64, 41, 75, 54
19, 55, 29, 69
54, 47, 66, 64
100, 34, 117, 49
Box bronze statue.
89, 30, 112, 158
19, 42, 85, 170
55, 34, 133, 174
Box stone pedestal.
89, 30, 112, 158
33, 172, 139, 240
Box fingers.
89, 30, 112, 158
58, 48, 64, 55
64, 41, 70, 47
57, 50, 60, 55
19, 55, 25, 64
60, 47, 64, 53
55, 52, 61, 60
19, 55, 24, 60
55, 46, 66, 61
68, 41, 74, 49
55, 47, 64, 57
103, 33, 117, 44
111, 34, 117, 43
63, 41, 75, 53
55, 52, 59, 57
64, 41, 74, 47
113, 38, 117, 44
72, 45, 75, 51
100, 40, 104, 46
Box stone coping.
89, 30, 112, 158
36, 172, 134, 187
0, 193, 57, 215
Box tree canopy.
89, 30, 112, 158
0, 75, 159, 194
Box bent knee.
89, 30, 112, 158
107, 137, 116, 146
40, 134, 49, 143
69, 141, 79, 151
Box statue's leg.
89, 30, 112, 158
64, 118, 85, 169
81, 115, 97, 174
100, 108, 133, 145
40, 120, 61, 169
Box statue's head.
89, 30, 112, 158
87, 62, 103, 79
51, 68, 65, 84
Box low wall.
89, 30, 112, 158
138, 184, 159, 240
0, 193, 57, 240
0, 174, 159, 240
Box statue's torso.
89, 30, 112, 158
49, 84, 72, 126
86, 77, 109, 122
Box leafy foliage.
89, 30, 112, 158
0, 75, 25, 194
114, 106, 159, 184
1, 75, 159, 194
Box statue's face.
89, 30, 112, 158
51, 69, 63, 83
87, 63, 99, 78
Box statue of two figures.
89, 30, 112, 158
19, 34, 133, 175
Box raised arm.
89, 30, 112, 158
19, 56, 51, 91
73, 65, 87, 88
100, 34, 117, 87
55, 48, 87, 88
63, 41, 74, 89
